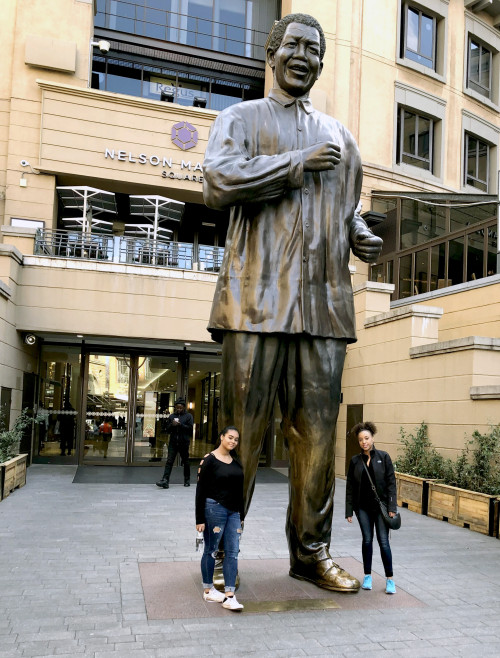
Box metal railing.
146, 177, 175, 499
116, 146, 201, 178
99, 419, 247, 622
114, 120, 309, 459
34, 229, 114, 261
96, 2, 269, 60
34, 229, 225, 273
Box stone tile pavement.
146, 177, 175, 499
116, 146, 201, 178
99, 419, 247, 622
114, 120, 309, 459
0, 464, 499, 657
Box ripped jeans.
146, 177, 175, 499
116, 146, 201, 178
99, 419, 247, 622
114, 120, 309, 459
201, 498, 241, 592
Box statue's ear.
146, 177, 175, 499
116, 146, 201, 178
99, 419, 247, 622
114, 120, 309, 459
317, 61, 324, 80
266, 48, 276, 70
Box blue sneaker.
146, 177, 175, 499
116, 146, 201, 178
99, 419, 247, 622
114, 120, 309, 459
362, 575, 372, 590
386, 579, 396, 594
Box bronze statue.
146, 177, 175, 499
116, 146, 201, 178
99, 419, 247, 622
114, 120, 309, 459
203, 13, 383, 592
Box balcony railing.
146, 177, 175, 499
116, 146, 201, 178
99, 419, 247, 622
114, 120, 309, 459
34, 229, 225, 273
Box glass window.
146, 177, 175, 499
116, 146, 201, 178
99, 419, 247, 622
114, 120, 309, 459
467, 230, 484, 281
106, 58, 142, 96
400, 199, 445, 249
414, 248, 428, 294
450, 202, 495, 233
210, 78, 243, 111
468, 39, 491, 99
430, 242, 446, 291
464, 133, 489, 192
404, 5, 435, 70
448, 237, 464, 286
399, 254, 413, 299
487, 224, 497, 276
370, 263, 385, 283
398, 108, 433, 171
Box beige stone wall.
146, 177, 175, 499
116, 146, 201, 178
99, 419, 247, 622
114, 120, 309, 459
0, 246, 39, 425
16, 257, 218, 343
1, 0, 93, 229
337, 281, 500, 475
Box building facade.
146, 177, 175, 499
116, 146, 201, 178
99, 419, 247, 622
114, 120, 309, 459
1, 0, 499, 473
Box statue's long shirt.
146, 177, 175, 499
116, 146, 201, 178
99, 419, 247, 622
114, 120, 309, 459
203, 88, 370, 343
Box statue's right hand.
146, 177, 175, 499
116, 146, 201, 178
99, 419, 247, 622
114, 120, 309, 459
301, 142, 341, 171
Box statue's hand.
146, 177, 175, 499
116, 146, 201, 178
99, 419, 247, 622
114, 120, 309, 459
302, 142, 341, 171
352, 232, 383, 263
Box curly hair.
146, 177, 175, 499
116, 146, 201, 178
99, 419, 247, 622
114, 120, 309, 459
351, 421, 377, 438
267, 13, 326, 61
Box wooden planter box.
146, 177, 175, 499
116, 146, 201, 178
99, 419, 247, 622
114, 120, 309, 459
0, 454, 28, 501
395, 472, 433, 515
427, 480, 499, 536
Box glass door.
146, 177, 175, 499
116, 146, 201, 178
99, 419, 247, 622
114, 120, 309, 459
132, 355, 179, 463
83, 354, 130, 463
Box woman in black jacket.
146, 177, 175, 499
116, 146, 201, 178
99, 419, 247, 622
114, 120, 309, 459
345, 421, 397, 594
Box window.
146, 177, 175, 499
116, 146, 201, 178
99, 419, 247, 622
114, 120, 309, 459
403, 5, 435, 69
464, 17, 500, 108
464, 133, 489, 192
462, 112, 498, 194
398, 0, 447, 79
397, 108, 433, 171
394, 83, 445, 180
467, 39, 491, 99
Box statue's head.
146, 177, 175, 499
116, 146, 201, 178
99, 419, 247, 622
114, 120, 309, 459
267, 13, 325, 98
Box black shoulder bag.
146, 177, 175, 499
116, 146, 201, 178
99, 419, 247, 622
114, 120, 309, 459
362, 460, 401, 530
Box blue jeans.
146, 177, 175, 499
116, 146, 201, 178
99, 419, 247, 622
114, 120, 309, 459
201, 498, 241, 592
356, 507, 393, 577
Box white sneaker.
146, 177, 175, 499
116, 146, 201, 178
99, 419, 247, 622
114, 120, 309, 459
222, 595, 244, 611
203, 587, 225, 603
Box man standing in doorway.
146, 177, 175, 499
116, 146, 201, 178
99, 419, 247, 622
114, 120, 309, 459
156, 398, 194, 488
203, 13, 382, 591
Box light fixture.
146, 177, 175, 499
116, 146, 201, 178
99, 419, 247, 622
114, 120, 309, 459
77, 334, 84, 338
184, 342, 191, 346
193, 96, 207, 108
24, 333, 37, 346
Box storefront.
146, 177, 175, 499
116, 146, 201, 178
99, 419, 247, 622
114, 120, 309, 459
32, 341, 288, 467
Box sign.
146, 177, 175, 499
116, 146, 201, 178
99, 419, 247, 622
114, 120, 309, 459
104, 147, 204, 184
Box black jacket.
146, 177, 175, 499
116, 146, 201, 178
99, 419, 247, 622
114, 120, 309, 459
345, 448, 397, 517
165, 411, 193, 442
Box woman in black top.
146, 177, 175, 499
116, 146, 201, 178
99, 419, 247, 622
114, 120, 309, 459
196, 426, 244, 611
345, 422, 397, 594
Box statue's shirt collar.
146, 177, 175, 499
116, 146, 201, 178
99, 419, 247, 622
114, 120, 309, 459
268, 88, 314, 114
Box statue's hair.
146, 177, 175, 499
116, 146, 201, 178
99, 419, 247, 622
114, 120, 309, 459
351, 421, 378, 438
267, 13, 326, 61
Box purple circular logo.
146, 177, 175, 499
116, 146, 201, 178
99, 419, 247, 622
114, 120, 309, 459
171, 121, 198, 151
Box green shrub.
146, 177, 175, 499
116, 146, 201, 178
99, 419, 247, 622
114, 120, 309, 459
0, 408, 38, 462
394, 422, 453, 480
395, 421, 500, 495
447, 425, 500, 495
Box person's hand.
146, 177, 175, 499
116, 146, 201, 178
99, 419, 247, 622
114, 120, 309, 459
352, 232, 383, 263
301, 142, 341, 172
196, 524, 205, 532
347, 517, 353, 523
388, 512, 395, 518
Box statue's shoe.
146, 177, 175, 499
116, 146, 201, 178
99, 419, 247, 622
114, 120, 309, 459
289, 558, 360, 592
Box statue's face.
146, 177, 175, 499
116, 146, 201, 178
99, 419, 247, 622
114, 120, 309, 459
269, 22, 323, 97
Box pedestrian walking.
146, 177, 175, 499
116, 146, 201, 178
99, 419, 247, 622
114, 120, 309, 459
345, 421, 397, 594
195, 426, 244, 611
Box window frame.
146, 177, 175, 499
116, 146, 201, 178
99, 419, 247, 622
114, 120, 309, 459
402, 5, 436, 70
464, 132, 490, 192
467, 37, 492, 99
461, 111, 499, 195
397, 0, 448, 82
394, 83, 446, 182
464, 14, 500, 110
398, 107, 434, 171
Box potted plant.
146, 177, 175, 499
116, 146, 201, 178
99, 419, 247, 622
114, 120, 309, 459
394, 422, 452, 515
426, 425, 500, 536
0, 408, 36, 501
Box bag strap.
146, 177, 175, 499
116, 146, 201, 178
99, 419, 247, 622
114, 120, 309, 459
361, 458, 382, 504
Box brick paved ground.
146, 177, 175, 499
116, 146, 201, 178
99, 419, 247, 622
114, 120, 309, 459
0, 464, 499, 657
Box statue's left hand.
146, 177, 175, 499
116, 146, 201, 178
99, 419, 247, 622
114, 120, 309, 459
352, 232, 383, 264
